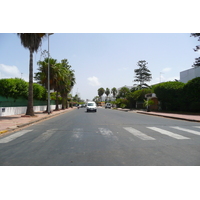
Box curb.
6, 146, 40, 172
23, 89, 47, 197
136, 111, 200, 123
0, 108, 76, 134
0, 130, 8, 134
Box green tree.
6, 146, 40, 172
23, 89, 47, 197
0, 78, 28, 99
17, 33, 47, 116
59, 59, 76, 109
33, 83, 47, 100
35, 57, 58, 112
153, 81, 185, 111
117, 87, 130, 98
98, 87, 105, 101
105, 88, 110, 101
183, 77, 200, 112
191, 33, 200, 68
134, 60, 152, 89
111, 87, 117, 98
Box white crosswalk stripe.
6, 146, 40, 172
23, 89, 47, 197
147, 127, 190, 140
193, 126, 200, 129
2, 126, 200, 144
171, 126, 200, 136
123, 127, 155, 140
31, 129, 57, 143
0, 130, 32, 143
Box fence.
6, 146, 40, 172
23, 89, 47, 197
0, 95, 57, 116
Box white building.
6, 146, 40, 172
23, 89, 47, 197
180, 67, 200, 83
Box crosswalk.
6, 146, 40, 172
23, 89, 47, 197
1, 126, 200, 144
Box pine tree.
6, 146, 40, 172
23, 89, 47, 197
134, 60, 152, 89
191, 33, 200, 68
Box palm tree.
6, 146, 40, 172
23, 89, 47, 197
35, 57, 57, 112
59, 59, 76, 109
111, 87, 117, 99
105, 88, 110, 102
17, 33, 47, 116
98, 87, 105, 101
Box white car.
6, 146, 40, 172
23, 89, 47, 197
105, 103, 112, 109
86, 101, 97, 112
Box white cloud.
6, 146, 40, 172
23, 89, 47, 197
162, 67, 171, 72
87, 76, 101, 86
0, 64, 29, 81
0, 64, 21, 78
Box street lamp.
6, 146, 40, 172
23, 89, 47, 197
48, 33, 53, 114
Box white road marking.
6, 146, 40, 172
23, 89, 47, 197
123, 127, 155, 140
171, 126, 200, 136
147, 127, 190, 140
32, 129, 57, 143
0, 130, 32, 143
193, 126, 200, 129
98, 128, 113, 137
72, 128, 83, 139
98, 128, 118, 140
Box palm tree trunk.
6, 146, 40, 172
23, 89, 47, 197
26, 49, 35, 116
55, 91, 59, 110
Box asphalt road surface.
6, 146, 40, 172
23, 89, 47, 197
1, 107, 200, 166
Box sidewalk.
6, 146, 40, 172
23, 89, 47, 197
116, 108, 200, 122
0, 107, 76, 135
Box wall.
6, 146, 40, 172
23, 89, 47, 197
0, 105, 62, 116
180, 67, 200, 83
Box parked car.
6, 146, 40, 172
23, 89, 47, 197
105, 103, 112, 109
86, 101, 97, 112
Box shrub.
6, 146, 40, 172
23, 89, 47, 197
153, 81, 185, 111
33, 83, 47, 100
0, 78, 28, 99
183, 77, 200, 112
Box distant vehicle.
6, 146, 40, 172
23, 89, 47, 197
105, 103, 112, 109
86, 101, 97, 112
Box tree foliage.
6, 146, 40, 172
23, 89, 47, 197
98, 88, 105, 100
153, 81, 185, 111
117, 87, 130, 98
35, 57, 75, 110
111, 87, 117, 98
33, 83, 47, 100
0, 78, 28, 99
191, 33, 200, 68
183, 77, 200, 112
134, 60, 152, 89
0, 78, 47, 101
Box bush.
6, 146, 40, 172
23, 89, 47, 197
183, 77, 200, 112
33, 83, 47, 100
0, 78, 28, 99
153, 81, 185, 111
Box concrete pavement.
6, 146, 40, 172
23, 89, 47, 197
0, 107, 76, 135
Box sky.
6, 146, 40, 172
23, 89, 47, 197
0, 33, 199, 101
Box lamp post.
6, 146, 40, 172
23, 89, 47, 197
48, 33, 53, 114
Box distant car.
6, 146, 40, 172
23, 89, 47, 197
105, 103, 112, 109
86, 101, 97, 112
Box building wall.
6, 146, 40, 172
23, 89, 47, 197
180, 67, 200, 83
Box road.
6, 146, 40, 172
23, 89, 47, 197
1, 107, 200, 166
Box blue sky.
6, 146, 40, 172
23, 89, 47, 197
0, 33, 199, 101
